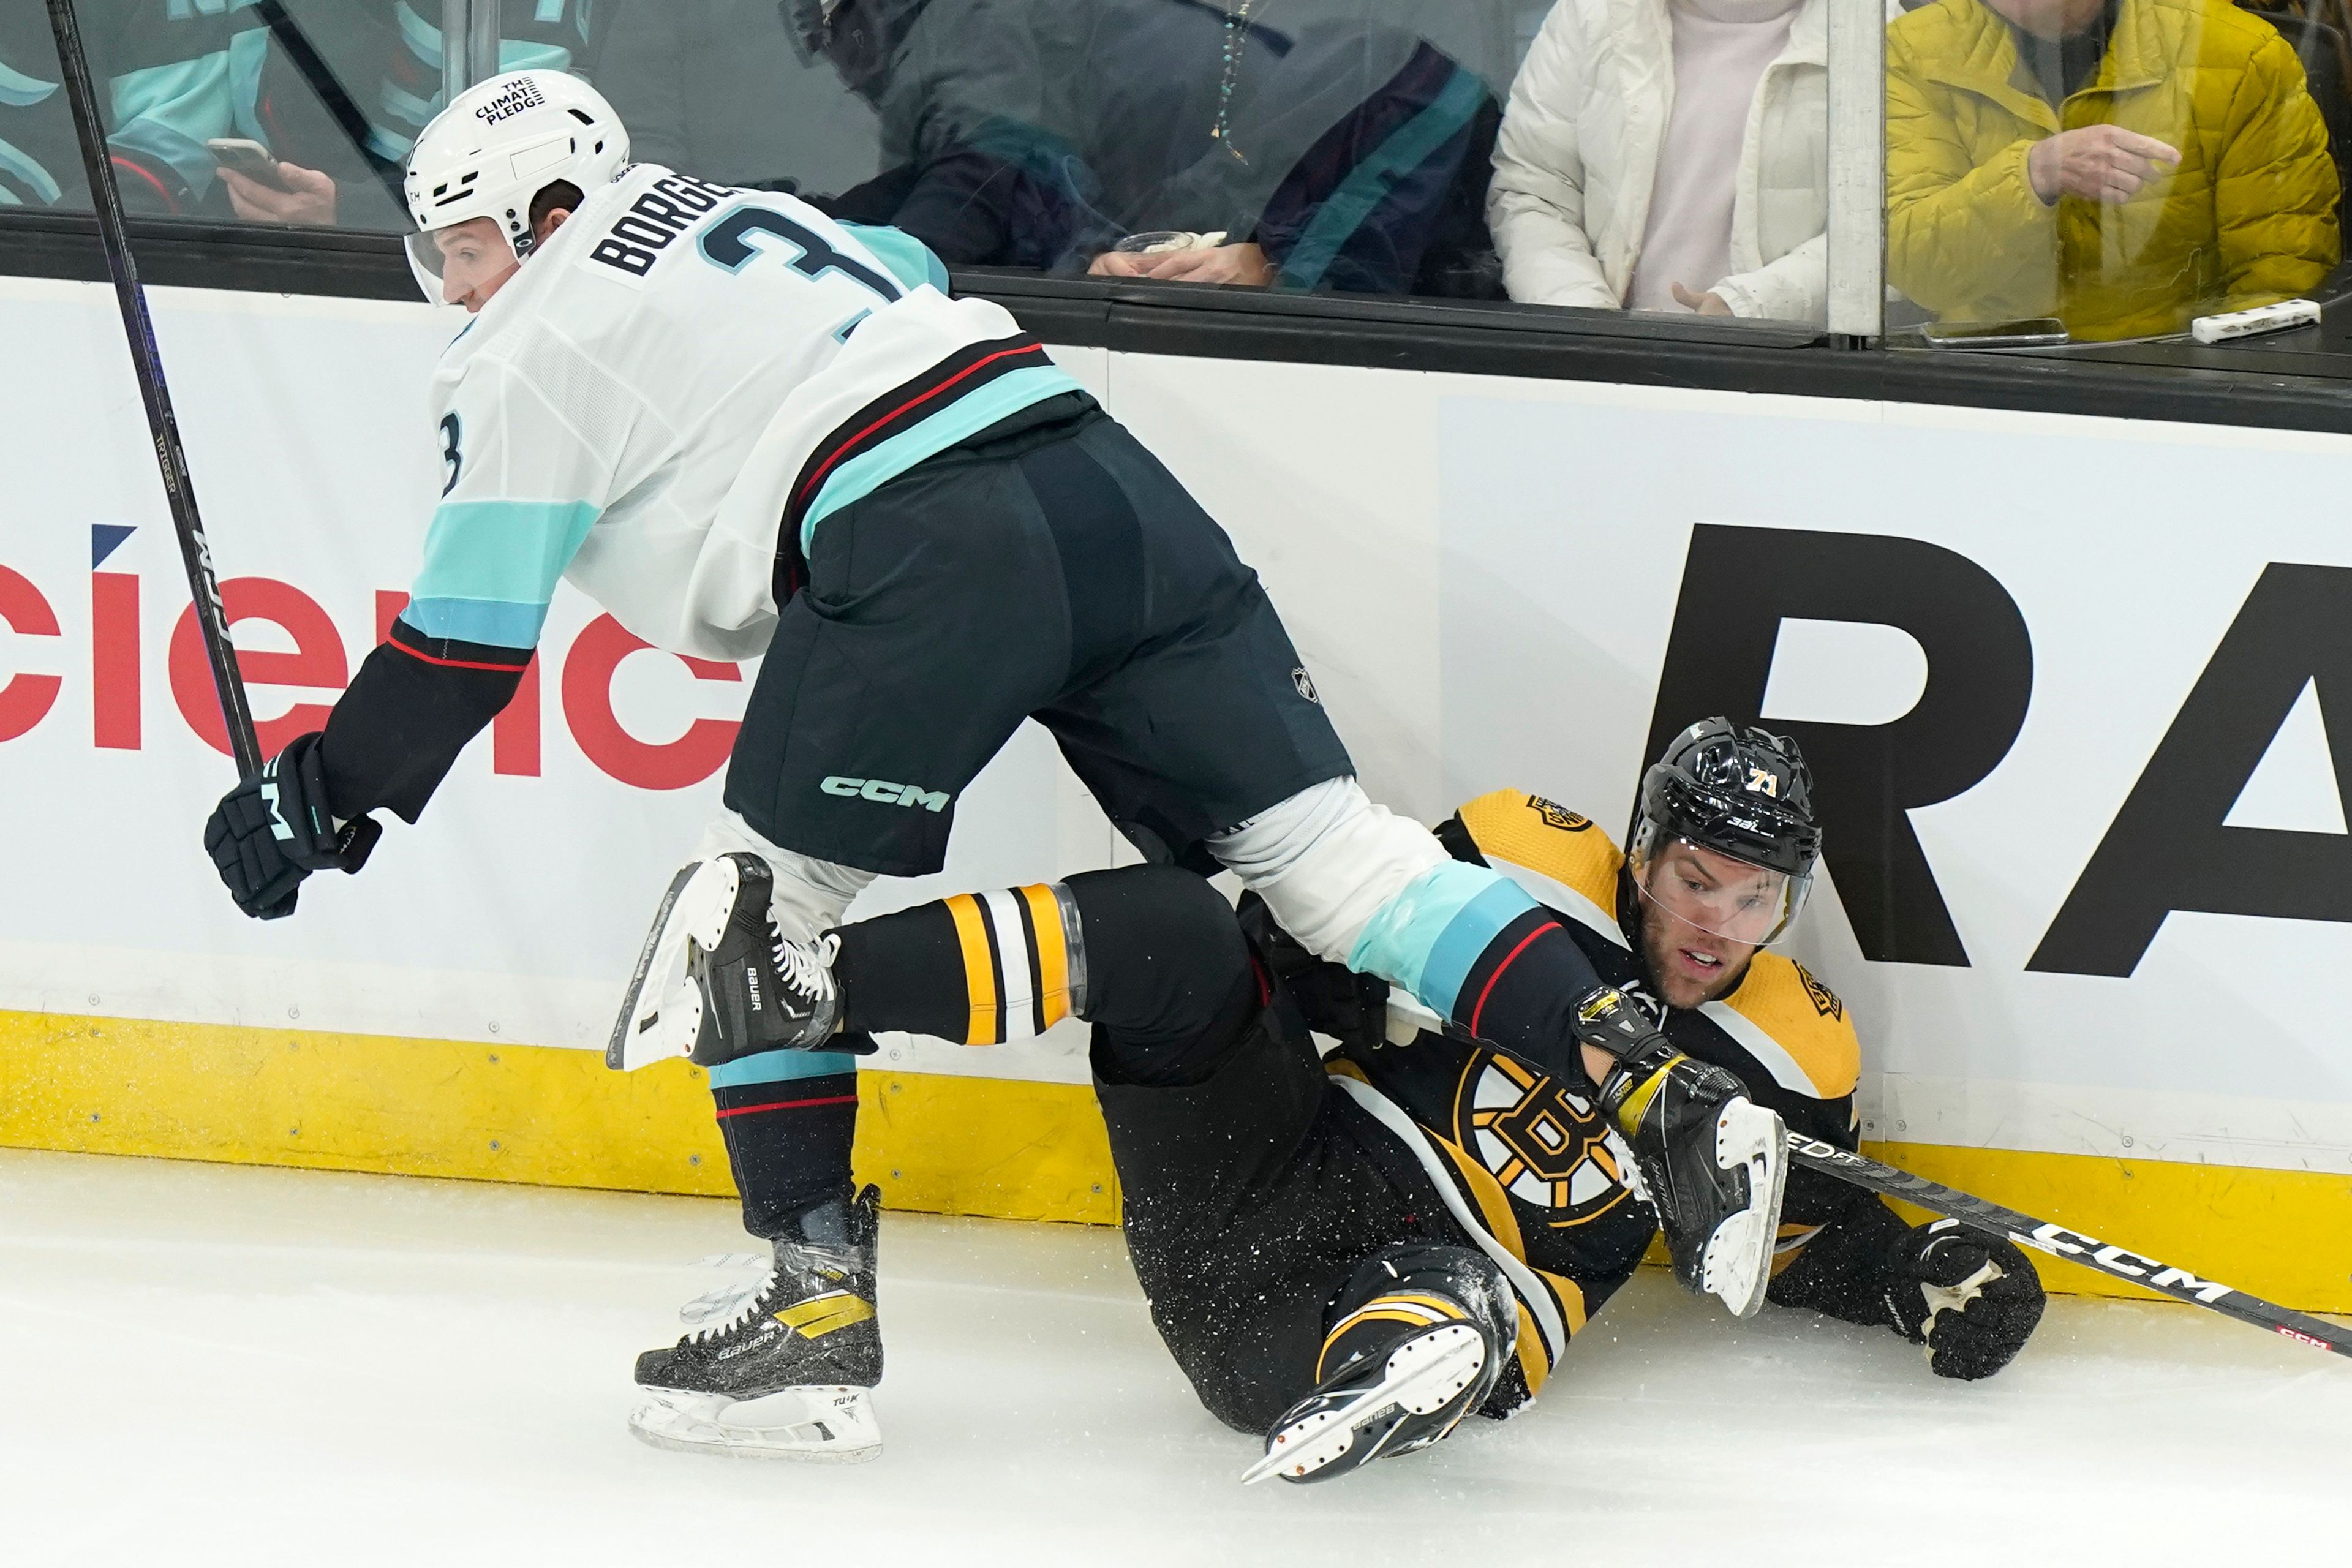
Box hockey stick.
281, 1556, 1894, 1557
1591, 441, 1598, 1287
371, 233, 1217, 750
250, 0, 412, 213
45, 0, 262, 777
1789, 1134, 2352, 1360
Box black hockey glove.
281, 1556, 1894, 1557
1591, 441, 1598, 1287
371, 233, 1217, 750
1235, 892, 1392, 1052
1883, 1218, 2046, 1380
203, 732, 382, 920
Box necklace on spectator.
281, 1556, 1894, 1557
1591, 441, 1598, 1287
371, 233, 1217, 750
1212, 0, 1266, 165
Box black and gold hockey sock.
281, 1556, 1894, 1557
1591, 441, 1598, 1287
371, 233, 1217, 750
830, 882, 1085, 1046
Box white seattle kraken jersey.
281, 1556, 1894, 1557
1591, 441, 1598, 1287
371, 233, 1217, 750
410, 163, 1080, 662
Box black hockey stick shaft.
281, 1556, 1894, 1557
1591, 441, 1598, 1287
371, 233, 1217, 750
251, 1, 411, 211
45, 0, 262, 777
1789, 1134, 2352, 1359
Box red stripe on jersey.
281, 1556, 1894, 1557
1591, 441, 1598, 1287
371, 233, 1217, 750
389, 638, 532, 673
1468, 921, 1562, 1038
793, 343, 1048, 507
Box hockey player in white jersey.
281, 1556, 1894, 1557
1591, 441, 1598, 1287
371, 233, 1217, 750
202, 69, 1790, 1464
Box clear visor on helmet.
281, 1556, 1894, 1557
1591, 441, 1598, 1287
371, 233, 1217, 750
1629, 834, 1811, 947
404, 223, 521, 306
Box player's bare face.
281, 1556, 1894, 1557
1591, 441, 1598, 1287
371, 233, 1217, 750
1637, 842, 1763, 1009
434, 218, 519, 312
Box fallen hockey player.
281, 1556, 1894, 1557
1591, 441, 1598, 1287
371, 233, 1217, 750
651, 719, 2048, 1481
201, 69, 1789, 1459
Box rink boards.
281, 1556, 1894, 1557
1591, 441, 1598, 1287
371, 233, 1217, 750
2, 276, 2348, 1310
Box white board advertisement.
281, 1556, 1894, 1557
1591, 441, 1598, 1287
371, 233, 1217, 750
7, 276, 2352, 1177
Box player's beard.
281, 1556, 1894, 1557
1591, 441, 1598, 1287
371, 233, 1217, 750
1637, 897, 1758, 1012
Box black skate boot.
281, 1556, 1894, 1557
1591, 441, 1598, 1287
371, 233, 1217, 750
630, 1185, 883, 1461
1244, 1245, 1516, 1486
609, 852, 845, 1070
1578, 986, 1787, 1319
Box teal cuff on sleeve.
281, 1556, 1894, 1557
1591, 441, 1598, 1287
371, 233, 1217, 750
1349, 861, 1540, 1017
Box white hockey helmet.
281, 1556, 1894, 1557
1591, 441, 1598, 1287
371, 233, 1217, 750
402, 68, 630, 301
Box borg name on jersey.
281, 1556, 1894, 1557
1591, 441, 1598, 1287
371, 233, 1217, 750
589, 173, 741, 279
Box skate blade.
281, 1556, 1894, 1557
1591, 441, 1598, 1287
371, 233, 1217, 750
1241, 1323, 1485, 1486
629, 1384, 881, 1463
1702, 1100, 1790, 1320
606, 859, 739, 1072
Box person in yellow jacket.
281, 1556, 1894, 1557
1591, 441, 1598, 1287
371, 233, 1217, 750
1887, 0, 2340, 340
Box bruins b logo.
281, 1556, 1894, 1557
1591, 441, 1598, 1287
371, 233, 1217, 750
1796, 962, 1844, 1022
1528, 796, 1592, 833
1456, 1053, 1635, 1225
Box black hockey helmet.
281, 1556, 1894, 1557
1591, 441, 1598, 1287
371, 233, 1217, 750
1623, 719, 1821, 947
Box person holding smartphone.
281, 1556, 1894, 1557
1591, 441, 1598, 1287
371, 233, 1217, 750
211, 137, 339, 226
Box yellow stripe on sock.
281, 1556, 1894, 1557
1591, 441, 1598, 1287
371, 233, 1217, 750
944, 894, 999, 1045
1535, 1267, 1588, 1336
1316, 1305, 1444, 1378
1513, 1299, 1550, 1395
1020, 883, 1071, 1028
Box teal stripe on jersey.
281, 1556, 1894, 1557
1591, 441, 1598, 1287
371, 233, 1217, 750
708, 1049, 859, 1088
108, 54, 234, 194
1351, 861, 1539, 1017
410, 498, 600, 647
496, 40, 574, 74
840, 223, 949, 294
402, 597, 550, 648
0, 60, 58, 108
800, 364, 1084, 554
1276, 68, 1488, 293
0, 138, 62, 205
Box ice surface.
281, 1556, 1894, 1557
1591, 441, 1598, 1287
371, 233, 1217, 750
2, 1148, 2343, 1566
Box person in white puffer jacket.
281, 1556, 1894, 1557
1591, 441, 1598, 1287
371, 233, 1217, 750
1488, 0, 1841, 323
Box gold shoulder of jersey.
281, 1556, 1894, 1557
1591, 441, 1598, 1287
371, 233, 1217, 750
1455, 789, 1624, 911
1720, 955, 1861, 1100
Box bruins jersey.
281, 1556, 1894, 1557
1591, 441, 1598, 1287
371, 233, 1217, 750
1316, 789, 1878, 1404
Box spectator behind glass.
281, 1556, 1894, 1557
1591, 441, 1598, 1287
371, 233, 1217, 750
1487, 0, 1841, 322
793, 0, 1295, 274
1088, 8, 1507, 297
223, 0, 597, 230
0, 0, 270, 217
1887, 0, 2340, 340
594, 0, 879, 197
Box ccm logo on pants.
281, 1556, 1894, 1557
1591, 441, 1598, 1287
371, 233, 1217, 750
821, 776, 951, 812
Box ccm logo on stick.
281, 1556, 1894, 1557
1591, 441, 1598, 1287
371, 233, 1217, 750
821, 776, 950, 812
2023, 1224, 2234, 1302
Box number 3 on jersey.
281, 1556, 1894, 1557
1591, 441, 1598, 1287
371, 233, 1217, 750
699, 206, 903, 309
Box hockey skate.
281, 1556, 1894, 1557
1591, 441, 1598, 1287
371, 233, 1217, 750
1583, 989, 1786, 1319
1243, 1248, 1514, 1487
631, 1186, 883, 1462
608, 852, 844, 1071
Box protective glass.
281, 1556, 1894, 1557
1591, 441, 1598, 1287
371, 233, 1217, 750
405, 225, 519, 306
778, 0, 839, 65
1629, 834, 1811, 947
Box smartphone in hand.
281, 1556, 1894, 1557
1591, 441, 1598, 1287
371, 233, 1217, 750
206, 138, 285, 187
